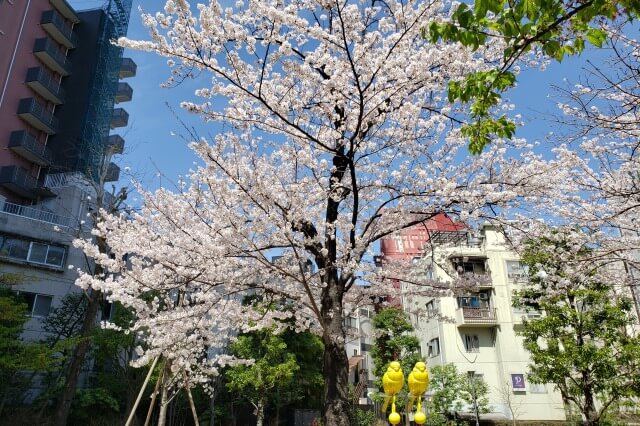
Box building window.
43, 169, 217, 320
425, 300, 439, 317
453, 257, 486, 275
464, 334, 480, 353
343, 316, 358, 330
0, 235, 66, 268
21, 292, 53, 317
412, 257, 433, 280
427, 338, 440, 357
359, 308, 373, 318
506, 260, 529, 281
101, 301, 114, 322
458, 294, 491, 309
29, 243, 65, 266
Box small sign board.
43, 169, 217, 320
511, 373, 526, 390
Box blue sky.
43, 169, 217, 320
68, 0, 600, 195
70, 0, 208, 193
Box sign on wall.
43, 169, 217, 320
511, 373, 526, 390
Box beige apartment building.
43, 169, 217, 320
380, 216, 566, 422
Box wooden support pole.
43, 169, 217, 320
125, 356, 159, 426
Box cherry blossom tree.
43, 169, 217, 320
75, 0, 574, 423
528, 30, 640, 314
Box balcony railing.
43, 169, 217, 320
507, 272, 529, 283
17, 98, 59, 134
119, 57, 137, 78
512, 309, 542, 324
1, 201, 72, 228
456, 307, 498, 327
8, 131, 53, 166
110, 108, 129, 128
33, 37, 70, 76
41, 10, 77, 48
44, 172, 86, 188
106, 135, 125, 154
0, 166, 37, 199
26, 67, 64, 104
49, 0, 79, 24
115, 82, 133, 103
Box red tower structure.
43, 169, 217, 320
379, 213, 467, 261
376, 213, 467, 307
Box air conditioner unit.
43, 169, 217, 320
479, 293, 489, 300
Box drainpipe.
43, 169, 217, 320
0, 0, 31, 109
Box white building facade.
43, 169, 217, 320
390, 221, 566, 421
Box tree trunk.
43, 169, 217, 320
0, 390, 7, 419
583, 386, 599, 426
256, 399, 265, 426
208, 389, 216, 426
321, 272, 350, 426
52, 287, 102, 426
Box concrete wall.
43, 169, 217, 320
408, 226, 566, 421
0, 0, 57, 200
0, 183, 92, 341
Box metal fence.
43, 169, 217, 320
1, 201, 73, 228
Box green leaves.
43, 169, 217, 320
371, 307, 422, 413
514, 235, 640, 421
447, 70, 517, 153
371, 308, 421, 380
429, 364, 463, 420
586, 28, 607, 48
463, 116, 516, 154
428, 364, 490, 424
425, 0, 638, 153
225, 328, 324, 413
474, 0, 504, 18
227, 331, 299, 395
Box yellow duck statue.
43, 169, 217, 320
381, 361, 404, 425
407, 361, 429, 425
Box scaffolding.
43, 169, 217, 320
76, 0, 132, 182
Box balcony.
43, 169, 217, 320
115, 82, 133, 103
17, 98, 59, 134
104, 162, 120, 182
32, 184, 57, 198
119, 58, 137, 78
8, 131, 53, 166
456, 307, 498, 328
41, 10, 77, 49
106, 135, 124, 155
110, 108, 129, 128
512, 309, 542, 325
0, 166, 37, 199
1, 201, 73, 228
33, 38, 70, 76
25, 67, 64, 104
49, 0, 79, 24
